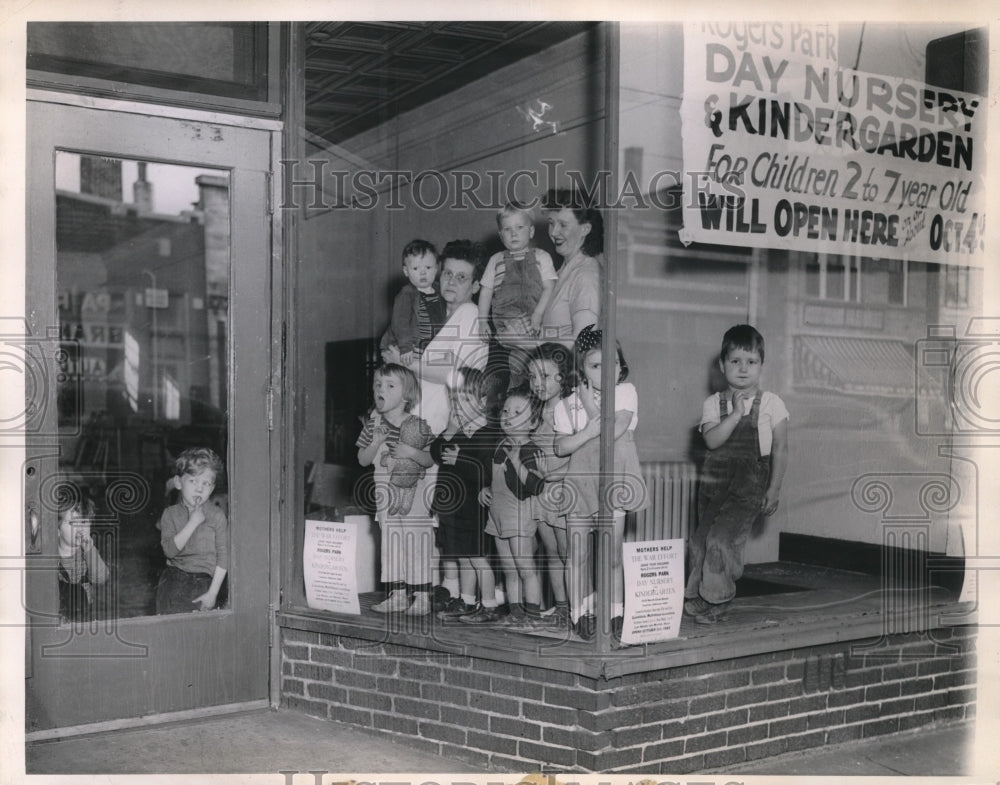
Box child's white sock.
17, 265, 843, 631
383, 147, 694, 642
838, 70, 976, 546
571, 593, 595, 623
443, 577, 459, 598
494, 586, 506, 605
461, 593, 476, 605
612, 601, 624, 618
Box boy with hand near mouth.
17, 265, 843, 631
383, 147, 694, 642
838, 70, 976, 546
156, 447, 229, 614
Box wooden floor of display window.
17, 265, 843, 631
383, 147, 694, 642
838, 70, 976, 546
280, 560, 970, 678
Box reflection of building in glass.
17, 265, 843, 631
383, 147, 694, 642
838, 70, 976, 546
56, 156, 230, 465
615, 165, 980, 556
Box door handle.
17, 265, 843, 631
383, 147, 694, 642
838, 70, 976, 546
26, 503, 40, 553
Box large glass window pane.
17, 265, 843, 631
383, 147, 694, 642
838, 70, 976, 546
290, 22, 603, 612
54, 152, 230, 620
618, 20, 982, 582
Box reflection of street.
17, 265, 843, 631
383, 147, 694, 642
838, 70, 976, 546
54, 152, 232, 620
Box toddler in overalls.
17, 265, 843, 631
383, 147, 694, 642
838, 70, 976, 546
685, 324, 789, 624
478, 202, 557, 388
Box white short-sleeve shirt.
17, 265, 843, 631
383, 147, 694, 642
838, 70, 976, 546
554, 382, 639, 435
700, 390, 788, 456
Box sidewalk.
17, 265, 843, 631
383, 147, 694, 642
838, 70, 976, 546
25, 708, 483, 775
732, 721, 975, 776
24, 708, 977, 776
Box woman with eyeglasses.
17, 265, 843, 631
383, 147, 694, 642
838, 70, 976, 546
387, 239, 490, 437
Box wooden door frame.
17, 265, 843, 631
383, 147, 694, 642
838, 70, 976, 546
23, 92, 283, 732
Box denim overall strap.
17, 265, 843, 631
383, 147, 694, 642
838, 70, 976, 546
686, 389, 768, 605
716, 389, 763, 459
492, 248, 542, 320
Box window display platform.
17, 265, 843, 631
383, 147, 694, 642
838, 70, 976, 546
277, 560, 975, 773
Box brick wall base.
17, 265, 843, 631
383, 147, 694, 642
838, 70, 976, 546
278, 624, 975, 773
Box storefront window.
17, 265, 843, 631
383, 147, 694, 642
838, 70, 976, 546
286, 20, 984, 648
288, 22, 606, 616
618, 20, 983, 593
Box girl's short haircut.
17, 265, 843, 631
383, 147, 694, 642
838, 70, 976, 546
720, 324, 765, 362
174, 447, 225, 478
528, 342, 575, 399
573, 324, 629, 384
503, 384, 543, 427
451, 365, 488, 400
496, 200, 536, 230
401, 239, 437, 263
440, 239, 487, 281
55, 482, 95, 521
541, 188, 605, 258
375, 363, 421, 412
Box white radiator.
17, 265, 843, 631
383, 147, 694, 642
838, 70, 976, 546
626, 461, 698, 543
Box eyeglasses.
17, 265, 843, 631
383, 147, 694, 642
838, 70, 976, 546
440, 270, 472, 284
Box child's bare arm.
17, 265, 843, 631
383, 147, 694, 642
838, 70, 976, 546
553, 410, 631, 458
477, 285, 494, 320
513, 447, 545, 497
357, 442, 379, 466
477, 287, 494, 340
194, 566, 227, 611
762, 419, 788, 515
613, 409, 633, 439
195, 512, 229, 610
357, 425, 387, 467
702, 391, 752, 450
478, 256, 497, 326
554, 416, 600, 457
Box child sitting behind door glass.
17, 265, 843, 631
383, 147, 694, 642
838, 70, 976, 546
57, 488, 109, 622
684, 324, 789, 625
156, 447, 229, 614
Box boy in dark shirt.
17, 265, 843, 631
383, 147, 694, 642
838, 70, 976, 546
430, 367, 502, 623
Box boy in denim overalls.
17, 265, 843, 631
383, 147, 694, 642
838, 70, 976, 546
685, 325, 789, 624
478, 202, 557, 388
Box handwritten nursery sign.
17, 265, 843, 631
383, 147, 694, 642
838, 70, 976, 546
681, 22, 986, 265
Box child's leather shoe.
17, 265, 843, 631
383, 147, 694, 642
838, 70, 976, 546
371, 590, 409, 614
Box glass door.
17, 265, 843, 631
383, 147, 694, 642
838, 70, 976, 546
25, 100, 273, 730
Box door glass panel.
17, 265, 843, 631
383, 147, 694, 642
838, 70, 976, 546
54, 151, 230, 620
